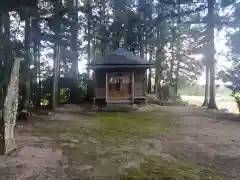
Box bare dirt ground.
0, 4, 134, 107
1, 105, 240, 179
160, 106, 240, 179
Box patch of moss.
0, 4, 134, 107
62, 145, 97, 164
199, 169, 222, 180
121, 159, 223, 180
121, 158, 196, 180
35, 120, 94, 137
97, 110, 172, 141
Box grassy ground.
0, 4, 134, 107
31, 109, 221, 179
182, 97, 238, 113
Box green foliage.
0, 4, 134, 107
59, 88, 71, 103
232, 92, 240, 101
231, 92, 240, 112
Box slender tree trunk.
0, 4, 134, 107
155, 20, 167, 100
0, 15, 3, 112
175, 61, 180, 97
140, 45, 144, 58
207, 0, 218, 109
22, 10, 31, 115
1, 11, 11, 95
52, 0, 61, 109
87, 0, 92, 76
32, 14, 41, 107
0, 11, 11, 110
33, 38, 38, 107
148, 46, 152, 93
36, 45, 41, 107
92, 26, 96, 60
70, 0, 78, 77
124, 15, 128, 50
0, 11, 11, 154
169, 32, 174, 85
52, 45, 61, 109
33, 14, 41, 108
0, 12, 4, 154
155, 24, 162, 100
154, 46, 159, 93
175, 0, 181, 97
202, 65, 210, 106
100, 0, 107, 55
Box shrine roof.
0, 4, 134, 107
88, 48, 153, 69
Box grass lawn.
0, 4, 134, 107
33, 109, 221, 179
182, 97, 238, 113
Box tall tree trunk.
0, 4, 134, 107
52, 45, 60, 109
175, 61, 180, 96
92, 25, 96, 60
33, 33, 38, 107
148, 46, 152, 93
154, 49, 159, 92
0, 11, 11, 112
70, 0, 78, 77
202, 65, 210, 106
124, 15, 128, 50
0, 11, 11, 154
169, 29, 175, 85
155, 23, 163, 100
52, 0, 61, 109
100, 0, 107, 55
207, 0, 218, 109
0, 11, 21, 154
155, 17, 167, 100
0, 13, 4, 110
1, 11, 11, 97
32, 15, 41, 108
22, 9, 31, 115
87, 0, 92, 76
175, 0, 181, 97
35, 45, 41, 107
0, 12, 4, 154
36, 46, 41, 108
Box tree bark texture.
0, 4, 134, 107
22, 11, 31, 114
207, 0, 218, 109
202, 65, 210, 106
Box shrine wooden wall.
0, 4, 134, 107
94, 70, 146, 100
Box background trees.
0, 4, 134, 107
1, 0, 239, 112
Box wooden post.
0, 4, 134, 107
105, 72, 108, 104
131, 71, 135, 104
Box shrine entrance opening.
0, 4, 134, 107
107, 72, 132, 102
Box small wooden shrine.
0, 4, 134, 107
87, 48, 153, 105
